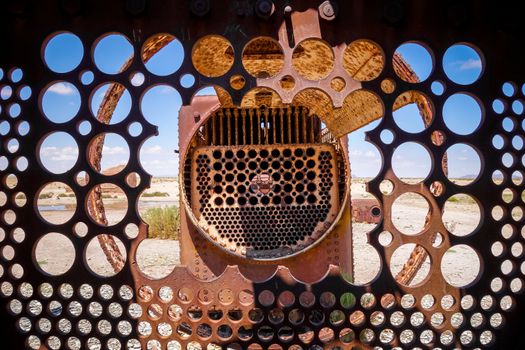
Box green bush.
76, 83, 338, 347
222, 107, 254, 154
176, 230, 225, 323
143, 206, 180, 240
38, 192, 54, 199
142, 191, 170, 198
101, 194, 118, 199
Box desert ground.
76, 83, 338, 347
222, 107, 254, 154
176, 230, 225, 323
31, 178, 482, 285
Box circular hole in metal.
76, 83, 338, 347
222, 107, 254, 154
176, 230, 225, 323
41, 82, 81, 123
84, 234, 127, 277
93, 33, 134, 75
43, 32, 84, 73
442, 193, 481, 236
242, 37, 284, 78
441, 244, 481, 287
343, 39, 384, 81
390, 244, 431, 287
443, 43, 484, 85
34, 232, 75, 276
292, 39, 334, 80
192, 35, 234, 78
39, 132, 79, 174
36, 182, 77, 225
394, 42, 433, 82
142, 34, 184, 76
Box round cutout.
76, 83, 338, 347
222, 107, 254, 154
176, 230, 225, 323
443, 44, 483, 85
142, 34, 184, 76
393, 91, 434, 133
39, 132, 79, 174
441, 244, 481, 287
392, 142, 432, 183
90, 83, 131, 124
41, 82, 81, 123
442, 194, 481, 236
444, 143, 482, 185
86, 184, 128, 226
343, 40, 384, 81
43, 33, 84, 73
443, 93, 483, 135
88, 133, 130, 174
292, 39, 334, 80
34, 233, 75, 276
242, 37, 284, 78
93, 34, 134, 74
192, 35, 234, 78
37, 182, 77, 225
392, 192, 430, 235
85, 235, 127, 277
390, 244, 431, 287
394, 42, 433, 82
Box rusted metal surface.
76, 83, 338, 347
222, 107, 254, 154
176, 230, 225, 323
351, 198, 382, 224
178, 99, 353, 282
0, 0, 525, 349
190, 143, 341, 259
87, 34, 175, 273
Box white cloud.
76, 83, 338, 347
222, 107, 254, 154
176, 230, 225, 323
458, 58, 482, 71
40, 146, 58, 156
102, 145, 127, 155
364, 151, 377, 158
142, 145, 163, 154
0, 87, 12, 99
158, 86, 175, 94
396, 160, 416, 167
41, 146, 78, 162
349, 149, 378, 159
47, 82, 76, 95
51, 154, 77, 161
41, 146, 78, 157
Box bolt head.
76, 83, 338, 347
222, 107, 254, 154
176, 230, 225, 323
257, 0, 272, 13
319, 1, 337, 20
255, 0, 274, 18
191, 0, 210, 17
323, 4, 334, 17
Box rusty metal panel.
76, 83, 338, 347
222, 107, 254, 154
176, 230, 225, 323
351, 198, 382, 224
1, 0, 525, 349
191, 144, 340, 259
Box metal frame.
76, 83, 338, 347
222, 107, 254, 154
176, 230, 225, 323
1, 0, 525, 348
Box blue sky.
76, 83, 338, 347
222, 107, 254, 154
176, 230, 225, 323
37, 34, 484, 178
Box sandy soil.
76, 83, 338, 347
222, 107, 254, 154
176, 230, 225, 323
30, 178, 481, 285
